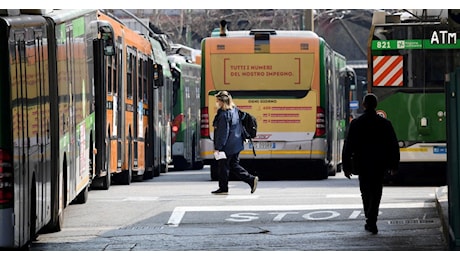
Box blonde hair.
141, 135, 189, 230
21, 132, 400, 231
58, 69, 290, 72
215, 90, 236, 110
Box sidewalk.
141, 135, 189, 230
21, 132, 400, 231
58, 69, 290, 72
435, 185, 449, 246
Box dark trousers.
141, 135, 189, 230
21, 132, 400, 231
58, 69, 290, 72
358, 173, 384, 225
217, 152, 254, 191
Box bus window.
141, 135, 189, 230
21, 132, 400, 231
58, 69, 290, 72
153, 63, 163, 87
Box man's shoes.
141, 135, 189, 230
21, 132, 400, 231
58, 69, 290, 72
250, 176, 258, 194
365, 224, 378, 234
211, 189, 228, 195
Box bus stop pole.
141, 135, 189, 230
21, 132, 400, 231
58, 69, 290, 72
446, 69, 460, 250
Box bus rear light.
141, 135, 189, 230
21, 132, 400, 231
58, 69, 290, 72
0, 149, 14, 206
315, 106, 326, 137
201, 107, 210, 138
171, 114, 184, 143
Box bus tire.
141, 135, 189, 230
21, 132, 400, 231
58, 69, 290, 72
153, 165, 161, 177
29, 175, 37, 243
161, 163, 168, 173
74, 185, 89, 204
192, 160, 204, 170
173, 156, 191, 171
120, 139, 133, 185
101, 172, 111, 190
102, 137, 112, 189
119, 168, 132, 185
191, 136, 204, 170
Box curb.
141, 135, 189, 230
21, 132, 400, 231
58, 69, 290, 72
435, 185, 449, 248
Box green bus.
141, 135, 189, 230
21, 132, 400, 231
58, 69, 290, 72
0, 9, 115, 249
368, 11, 460, 184
169, 45, 203, 170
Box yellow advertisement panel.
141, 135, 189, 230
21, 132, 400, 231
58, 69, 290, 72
209, 53, 314, 91
208, 92, 317, 140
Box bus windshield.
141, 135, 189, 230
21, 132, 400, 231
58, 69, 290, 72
371, 23, 456, 89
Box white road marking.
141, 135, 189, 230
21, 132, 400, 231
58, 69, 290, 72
326, 194, 361, 198
92, 196, 159, 202
123, 196, 159, 201
348, 210, 362, 219
226, 195, 259, 200
166, 202, 435, 227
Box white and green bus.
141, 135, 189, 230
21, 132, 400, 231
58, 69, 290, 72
0, 9, 116, 249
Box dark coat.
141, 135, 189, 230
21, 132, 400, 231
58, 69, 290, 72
342, 109, 400, 175
213, 107, 244, 156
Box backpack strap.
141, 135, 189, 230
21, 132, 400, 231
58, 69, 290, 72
249, 137, 256, 157
237, 108, 256, 157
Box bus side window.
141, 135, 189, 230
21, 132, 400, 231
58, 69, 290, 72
154, 63, 164, 87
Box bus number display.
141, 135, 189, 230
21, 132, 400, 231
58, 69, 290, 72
375, 40, 392, 49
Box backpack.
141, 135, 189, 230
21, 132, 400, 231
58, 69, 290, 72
238, 109, 257, 156
238, 109, 257, 139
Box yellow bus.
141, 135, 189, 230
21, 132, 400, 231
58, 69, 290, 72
200, 22, 351, 180
97, 11, 165, 184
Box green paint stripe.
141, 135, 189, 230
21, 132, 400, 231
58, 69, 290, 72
373, 39, 460, 50
72, 17, 85, 37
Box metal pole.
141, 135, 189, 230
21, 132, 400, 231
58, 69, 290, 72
446, 68, 460, 250
304, 9, 314, 31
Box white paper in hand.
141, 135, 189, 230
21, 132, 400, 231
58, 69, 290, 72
214, 151, 227, 160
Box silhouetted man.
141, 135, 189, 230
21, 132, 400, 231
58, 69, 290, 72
342, 93, 400, 234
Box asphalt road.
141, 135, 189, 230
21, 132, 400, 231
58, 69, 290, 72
27, 166, 448, 253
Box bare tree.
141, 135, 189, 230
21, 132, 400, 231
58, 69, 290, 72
109, 9, 383, 60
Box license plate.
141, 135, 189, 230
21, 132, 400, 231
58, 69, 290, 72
249, 142, 274, 150
433, 146, 447, 154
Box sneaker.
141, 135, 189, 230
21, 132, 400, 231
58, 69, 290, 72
250, 176, 258, 194
365, 224, 378, 234
211, 189, 228, 195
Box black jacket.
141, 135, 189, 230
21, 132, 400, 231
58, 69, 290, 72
342, 109, 400, 175
213, 107, 245, 155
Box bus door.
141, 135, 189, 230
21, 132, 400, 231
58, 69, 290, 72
92, 21, 114, 189
64, 23, 78, 200
143, 58, 155, 178
12, 30, 34, 248
116, 36, 123, 171
128, 48, 139, 171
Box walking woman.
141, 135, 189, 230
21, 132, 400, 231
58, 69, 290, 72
211, 91, 258, 194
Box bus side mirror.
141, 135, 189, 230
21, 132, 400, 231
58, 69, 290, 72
99, 24, 115, 56
154, 63, 164, 87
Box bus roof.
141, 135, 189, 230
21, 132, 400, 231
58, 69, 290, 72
210, 29, 319, 39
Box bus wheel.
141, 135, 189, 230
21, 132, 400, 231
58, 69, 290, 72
91, 171, 111, 190
120, 140, 133, 185
101, 172, 111, 190
161, 163, 169, 173
173, 156, 191, 171
192, 160, 204, 170
311, 160, 329, 180
73, 185, 89, 204
143, 169, 154, 180
120, 167, 132, 185
30, 176, 37, 243
153, 165, 161, 177
191, 137, 204, 170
